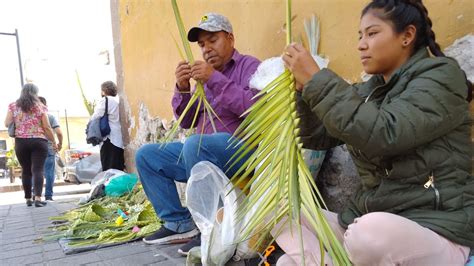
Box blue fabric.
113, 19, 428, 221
466, 256, 474, 266
44, 152, 55, 198
99, 97, 110, 137
86, 118, 102, 146
136, 132, 251, 233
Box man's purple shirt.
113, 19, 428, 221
172, 49, 260, 134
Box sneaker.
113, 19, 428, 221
177, 233, 201, 256
45, 197, 54, 201
143, 227, 199, 245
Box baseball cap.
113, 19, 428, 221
187, 13, 233, 42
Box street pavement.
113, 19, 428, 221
0, 181, 281, 265
0, 184, 187, 265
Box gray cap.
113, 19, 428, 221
187, 13, 233, 42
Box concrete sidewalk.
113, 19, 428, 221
0, 197, 186, 265
0, 198, 278, 265
0, 176, 79, 193
0, 181, 281, 265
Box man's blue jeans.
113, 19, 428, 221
44, 152, 55, 198
135, 132, 250, 233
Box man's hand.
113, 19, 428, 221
191, 61, 215, 84
57, 142, 62, 152
282, 43, 320, 90
175, 61, 192, 92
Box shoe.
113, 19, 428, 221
177, 233, 201, 256
26, 199, 33, 207
45, 197, 54, 201
34, 200, 47, 207
142, 227, 199, 245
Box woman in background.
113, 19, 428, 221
4, 83, 57, 207
91, 81, 124, 171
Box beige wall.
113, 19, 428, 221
115, 0, 472, 129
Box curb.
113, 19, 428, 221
0, 180, 80, 193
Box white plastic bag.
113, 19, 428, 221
186, 161, 243, 266
234, 169, 272, 261
78, 169, 127, 204
233, 149, 326, 260
249, 55, 329, 91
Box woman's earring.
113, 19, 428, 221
403, 41, 408, 46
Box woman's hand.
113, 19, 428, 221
282, 43, 320, 91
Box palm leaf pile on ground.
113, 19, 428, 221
44, 185, 161, 248
162, 0, 221, 144
228, 1, 350, 265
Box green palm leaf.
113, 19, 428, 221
43, 186, 162, 247
163, 0, 222, 144
229, 1, 350, 265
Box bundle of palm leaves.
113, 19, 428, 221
228, 1, 350, 265
162, 0, 221, 144
44, 185, 161, 248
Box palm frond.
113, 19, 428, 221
75, 70, 95, 117
229, 1, 350, 265
304, 14, 320, 56
163, 0, 221, 144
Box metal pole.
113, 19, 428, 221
64, 109, 71, 150
0, 30, 24, 88
15, 29, 24, 87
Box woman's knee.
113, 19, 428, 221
276, 254, 297, 266
344, 212, 395, 263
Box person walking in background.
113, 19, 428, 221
37, 96, 63, 201
4, 83, 58, 207
90, 81, 124, 171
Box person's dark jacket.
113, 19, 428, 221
297, 48, 473, 250
86, 117, 102, 146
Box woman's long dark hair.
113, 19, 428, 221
16, 83, 40, 113
362, 0, 472, 102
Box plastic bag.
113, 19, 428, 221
104, 173, 138, 197
234, 149, 326, 260
249, 55, 328, 91
302, 148, 326, 181
234, 178, 271, 261
186, 161, 243, 266
79, 169, 127, 204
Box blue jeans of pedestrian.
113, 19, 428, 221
135, 132, 250, 233
44, 152, 55, 198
